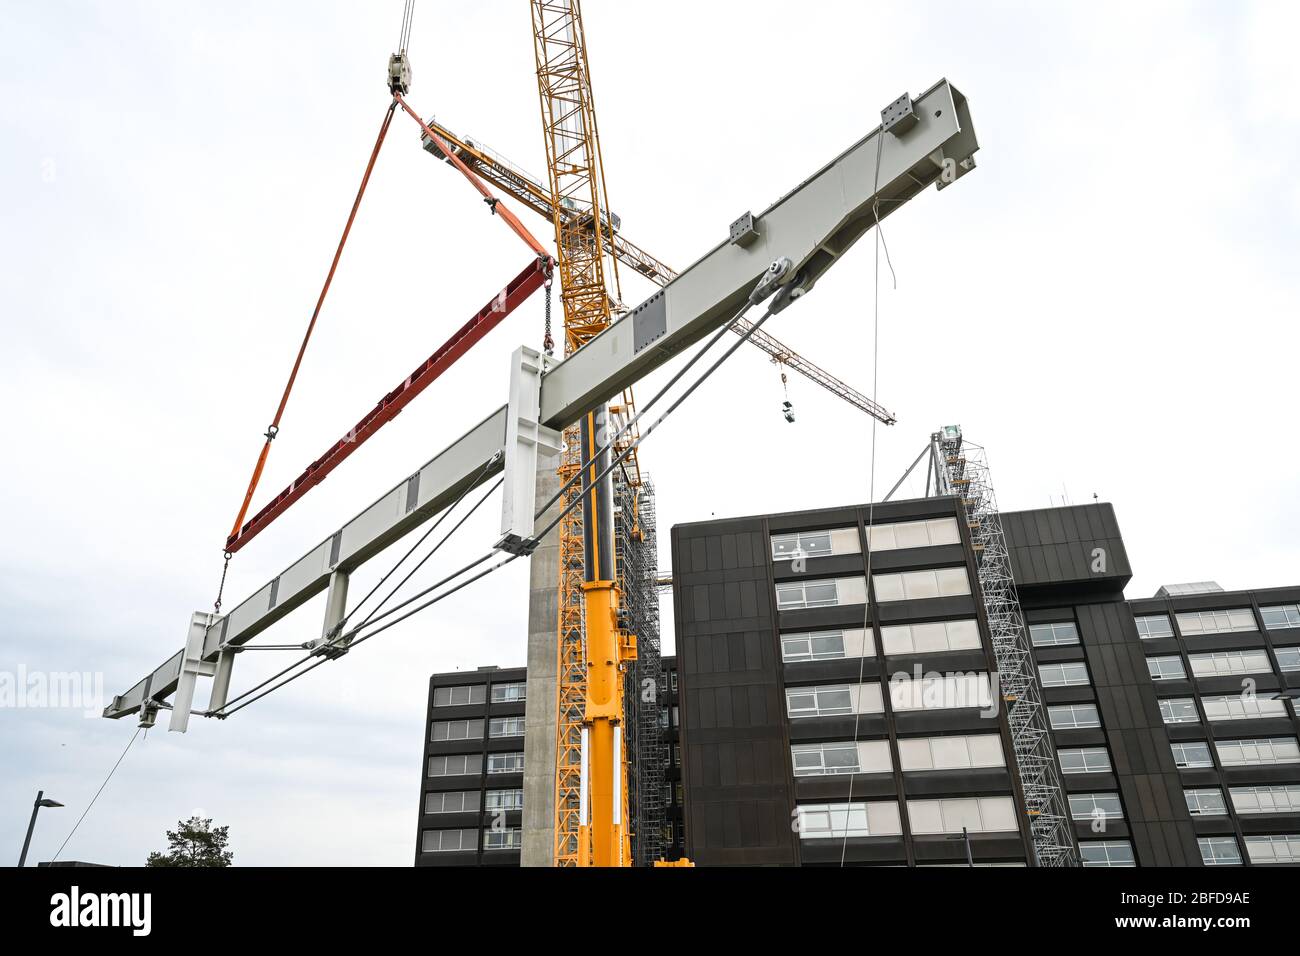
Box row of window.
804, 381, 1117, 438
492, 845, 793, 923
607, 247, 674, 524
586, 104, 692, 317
791, 732, 1005, 776
770, 518, 962, 563
781, 619, 983, 663
1080, 835, 1300, 867
1158, 693, 1293, 724
420, 827, 522, 853
424, 788, 524, 814
785, 673, 992, 718
1134, 604, 1300, 640
1069, 785, 1300, 821
1170, 737, 1300, 768
1148, 648, 1299, 679
430, 716, 526, 742
432, 681, 527, 707
427, 752, 525, 777
775, 568, 971, 611
795, 795, 1017, 839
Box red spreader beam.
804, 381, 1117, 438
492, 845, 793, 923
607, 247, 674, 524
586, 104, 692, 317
225, 256, 552, 554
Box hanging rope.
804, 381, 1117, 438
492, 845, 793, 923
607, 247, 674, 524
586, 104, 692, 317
225, 98, 399, 550
51, 727, 142, 862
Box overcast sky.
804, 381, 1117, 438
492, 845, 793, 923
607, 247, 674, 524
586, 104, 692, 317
2, 1, 1297, 866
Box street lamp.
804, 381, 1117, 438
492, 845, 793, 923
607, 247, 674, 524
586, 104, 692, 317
17, 790, 63, 868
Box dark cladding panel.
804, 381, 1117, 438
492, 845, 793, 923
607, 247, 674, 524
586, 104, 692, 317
1002, 503, 1132, 594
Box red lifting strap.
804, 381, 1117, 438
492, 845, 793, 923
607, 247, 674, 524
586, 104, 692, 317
225, 256, 552, 554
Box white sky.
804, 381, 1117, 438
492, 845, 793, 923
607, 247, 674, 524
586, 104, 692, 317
2, 0, 1297, 866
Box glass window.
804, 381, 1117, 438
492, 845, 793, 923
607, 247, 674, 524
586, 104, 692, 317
490, 681, 526, 703
1080, 840, 1135, 867
776, 578, 846, 610
1260, 604, 1300, 630
1159, 698, 1198, 724
485, 788, 523, 811
866, 517, 961, 551
484, 827, 522, 850
771, 529, 835, 560
1200, 694, 1287, 721
1198, 836, 1242, 866
1038, 662, 1091, 687
1215, 737, 1300, 766
796, 801, 902, 839
1243, 834, 1300, 865
1029, 621, 1080, 647
1048, 703, 1101, 729
1188, 650, 1271, 677
486, 752, 525, 774
781, 629, 872, 663
906, 797, 1018, 835
433, 684, 486, 707
872, 567, 970, 603
421, 828, 477, 853
1068, 793, 1123, 821
880, 619, 981, 655
1146, 656, 1186, 680
897, 734, 1005, 771
1170, 741, 1213, 769
425, 790, 477, 814
489, 716, 526, 738
791, 740, 891, 776
1176, 609, 1257, 636
785, 682, 882, 719
1276, 647, 1300, 672
1134, 614, 1174, 639
431, 718, 484, 742
427, 753, 482, 777
1059, 747, 1111, 774
1230, 785, 1300, 815
890, 673, 993, 711
1184, 788, 1227, 816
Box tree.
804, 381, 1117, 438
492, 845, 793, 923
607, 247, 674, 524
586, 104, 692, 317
145, 816, 233, 867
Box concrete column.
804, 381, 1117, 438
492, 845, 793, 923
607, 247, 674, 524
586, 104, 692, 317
521, 449, 562, 866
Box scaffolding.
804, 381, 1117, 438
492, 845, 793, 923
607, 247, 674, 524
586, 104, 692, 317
614, 470, 664, 866
929, 426, 1078, 866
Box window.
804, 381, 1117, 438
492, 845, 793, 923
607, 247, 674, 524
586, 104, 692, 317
1244, 834, 1300, 865
484, 827, 522, 850
1187, 650, 1271, 678
1080, 840, 1135, 867
1170, 741, 1213, 769
866, 517, 960, 551
485, 788, 523, 811
1261, 604, 1300, 630
907, 797, 1018, 835
890, 673, 993, 711
775, 577, 863, 610
1068, 793, 1123, 821
880, 619, 981, 655
1231, 785, 1300, 815
425, 790, 477, 814
1029, 621, 1080, 647
421, 828, 477, 853
1159, 698, 1198, 724
1038, 662, 1090, 687
795, 802, 902, 839
489, 716, 526, 738
1135, 614, 1174, 639
1200, 694, 1287, 721
1049, 703, 1101, 729
1198, 836, 1242, 866
897, 734, 1005, 771
1215, 737, 1300, 766
431, 718, 483, 742
490, 681, 526, 703
670, 671, 679, 692
1276, 647, 1300, 672
486, 752, 525, 774
427, 754, 482, 777
781, 628, 872, 663
791, 740, 892, 776
1176, 608, 1256, 636
1146, 656, 1186, 681
786, 682, 882, 719
1059, 747, 1112, 774
433, 684, 485, 707
1184, 789, 1228, 816
872, 567, 970, 602
770, 528, 858, 560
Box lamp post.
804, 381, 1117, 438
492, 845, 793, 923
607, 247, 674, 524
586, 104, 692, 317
17, 790, 64, 868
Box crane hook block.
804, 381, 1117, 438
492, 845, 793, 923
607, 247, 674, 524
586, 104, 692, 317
388, 53, 412, 95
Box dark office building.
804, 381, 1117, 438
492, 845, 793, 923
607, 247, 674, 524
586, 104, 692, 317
669, 498, 1300, 867
415, 660, 686, 866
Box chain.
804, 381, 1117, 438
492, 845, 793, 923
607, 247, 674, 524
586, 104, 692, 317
213, 551, 232, 615
543, 269, 555, 356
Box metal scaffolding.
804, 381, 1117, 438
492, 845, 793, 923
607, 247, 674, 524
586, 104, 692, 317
929, 426, 1078, 866
614, 470, 665, 866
